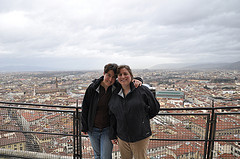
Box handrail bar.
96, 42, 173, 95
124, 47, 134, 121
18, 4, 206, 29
0, 101, 76, 109
157, 113, 210, 115
1, 101, 239, 111
0, 129, 73, 136
0, 105, 75, 113
159, 106, 240, 111
215, 112, 240, 115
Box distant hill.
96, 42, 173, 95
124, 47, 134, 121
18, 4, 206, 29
221, 61, 240, 70
184, 63, 229, 69
149, 61, 240, 70
0, 65, 57, 72
187, 61, 240, 70
149, 63, 191, 70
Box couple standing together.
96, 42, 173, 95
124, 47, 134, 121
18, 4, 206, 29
81, 63, 160, 159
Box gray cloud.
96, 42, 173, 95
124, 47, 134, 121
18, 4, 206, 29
0, 0, 239, 70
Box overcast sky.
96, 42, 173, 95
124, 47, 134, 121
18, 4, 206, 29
0, 0, 240, 70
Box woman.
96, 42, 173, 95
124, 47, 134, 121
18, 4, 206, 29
81, 63, 142, 159
109, 65, 160, 159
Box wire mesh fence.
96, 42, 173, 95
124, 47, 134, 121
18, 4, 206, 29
0, 105, 77, 159
0, 102, 240, 159
211, 113, 240, 159
149, 113, 209, 159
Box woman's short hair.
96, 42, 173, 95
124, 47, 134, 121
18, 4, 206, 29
117, 65, 133, 80
104, 63, 118, 75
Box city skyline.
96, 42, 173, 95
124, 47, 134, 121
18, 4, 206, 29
0, 0, 240, 70
0, 67, 240, 158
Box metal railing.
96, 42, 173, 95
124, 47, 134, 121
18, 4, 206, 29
0, 101, 81, 159
0, 101, 239, 159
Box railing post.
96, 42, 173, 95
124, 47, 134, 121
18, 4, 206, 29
203, 114, 210, 158
207, 100, 216, 159
73, 110, 76, 158
76, 100, 82, 159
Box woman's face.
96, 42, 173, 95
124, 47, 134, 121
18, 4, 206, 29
118, 68, 132, 87
103, 70, 116, 87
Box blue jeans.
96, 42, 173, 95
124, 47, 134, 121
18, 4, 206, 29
88, 127, 113, 159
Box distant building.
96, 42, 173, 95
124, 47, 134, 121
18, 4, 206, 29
156, 90, 184, 99
35, 88, 67, 94
0, 132, 26, 151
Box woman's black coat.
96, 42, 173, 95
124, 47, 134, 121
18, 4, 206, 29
109, 82, 160, 142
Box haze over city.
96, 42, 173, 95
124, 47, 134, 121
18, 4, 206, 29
0, 0, 240, 71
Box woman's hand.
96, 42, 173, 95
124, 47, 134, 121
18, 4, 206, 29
132, 79, 142, 88
111, 139, 118, 145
